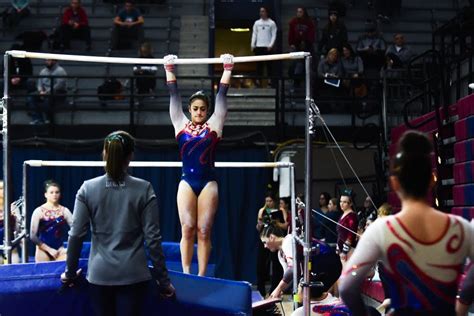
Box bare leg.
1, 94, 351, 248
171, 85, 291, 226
55, 246, 67, 261
35, 246, 52, 262
177, 180, 198, 274
196, 181, 218, 276
11, 248, 20, 263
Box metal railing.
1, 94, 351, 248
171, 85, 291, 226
5, 73, 385, 134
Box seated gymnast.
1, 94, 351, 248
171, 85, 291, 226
30, 180, 72, 262
260, 223, 341, 300
339, 130, 474, 316
61, 131, 174, 316
164, 53, 233, 276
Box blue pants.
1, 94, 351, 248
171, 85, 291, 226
89, 281, 148, 316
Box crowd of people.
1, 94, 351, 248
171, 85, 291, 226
246, 4, 417, 113
2, 2, 474, 315
2, 0, 146, 51
254, 130, 474, 316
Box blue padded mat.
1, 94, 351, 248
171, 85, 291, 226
61, 241, 216, 277
0, 259, 252, 316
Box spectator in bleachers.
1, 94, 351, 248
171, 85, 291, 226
2, 0, 30, 29
111, 0, 144, 50
318, 10, 347, 57
341, 43, 367, 97
251, 6, 277, 87
317, 48, 344, 79
133, 42, 157, 96
27, 59, 67, 125
385, 33, 415, 68
356, 21, 386, 70
58, 0, 91, 51
8, 44, 33, 91
288, 7, 315, 87
288, 7, 315, 55
328, 0, 346, 18
341, 43, 364, 78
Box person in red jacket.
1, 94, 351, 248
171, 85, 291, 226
58, 0, 91, 50
288, 7, 315, 55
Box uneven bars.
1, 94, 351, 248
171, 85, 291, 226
6, 51, 309, 65
24, 160, 294, 168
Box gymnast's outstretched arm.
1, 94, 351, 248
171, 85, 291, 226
164, 54, 187, 135
208, 54, 233, 136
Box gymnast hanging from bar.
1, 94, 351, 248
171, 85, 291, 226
164, 53, 233, 276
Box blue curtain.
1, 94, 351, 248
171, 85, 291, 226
3, 145, 270, 283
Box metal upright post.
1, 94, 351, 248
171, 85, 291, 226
303, 55, 313, 316
3, 53, 12, 264
381, 73, 388, 146
21, 162, 28, 263
290, 164, 298, 310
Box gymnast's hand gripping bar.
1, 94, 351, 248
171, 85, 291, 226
6, 51, 310, 65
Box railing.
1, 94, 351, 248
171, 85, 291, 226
6, 74, 384, 136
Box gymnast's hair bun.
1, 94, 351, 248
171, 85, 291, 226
398, 130, 432, 157
392, 131, 433, 199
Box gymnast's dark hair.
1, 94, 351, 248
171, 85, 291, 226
260, 223, 285, 239
340, 188, 353, 204
44, 179, 60, 192
391, 130, 433, 199
189, 90, 210, 109
103, 131, 135, 183
280, 196, 291, 207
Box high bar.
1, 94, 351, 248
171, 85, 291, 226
6, 51, 309, 65
24, 160, 294, 168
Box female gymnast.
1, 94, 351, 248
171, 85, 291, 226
164, 53, 233, 276
30, 180, 72, 262
336, 190, 358, 263
260, 223, 341, 300
339, 131, 474, 316
61, 131, 174, 315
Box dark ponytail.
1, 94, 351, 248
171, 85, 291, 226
103, 131, 135, 183
391, 131, 433, 198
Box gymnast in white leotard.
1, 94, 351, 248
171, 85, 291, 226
339, 131, 474, 316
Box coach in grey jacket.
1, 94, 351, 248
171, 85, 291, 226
62, 131, 174, 315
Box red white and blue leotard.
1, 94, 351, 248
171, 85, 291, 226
177, 122, 220, 196
339, 214, 474, 315
30, 206, 73, 250
168, 80, 228, 196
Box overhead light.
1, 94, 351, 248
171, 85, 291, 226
469, 83, 474, 89
230, 28, 250, 32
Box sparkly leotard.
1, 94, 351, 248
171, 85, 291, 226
168, 80, 228, 197
337, 211, 358, 251
31, 206, 72, 250
177, 121, 220, 196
